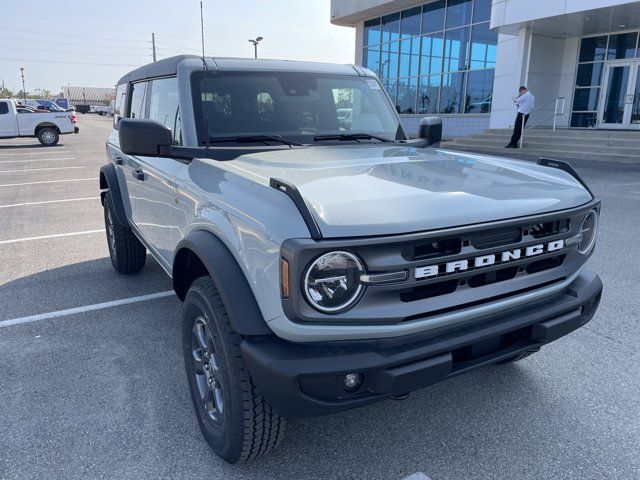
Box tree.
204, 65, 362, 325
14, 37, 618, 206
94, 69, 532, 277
0, 86, 13, 98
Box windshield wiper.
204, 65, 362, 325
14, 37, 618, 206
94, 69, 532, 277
207, 135, 303, 147
313, 133, 393, 143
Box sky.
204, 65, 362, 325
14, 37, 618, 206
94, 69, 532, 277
0, 0, 355, 94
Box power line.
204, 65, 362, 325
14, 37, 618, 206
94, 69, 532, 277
1, 26, 148, 43
155, 40, 201, 52
0, 35, 150, 50
0, 57, 140, 67
2, 45, 152, 57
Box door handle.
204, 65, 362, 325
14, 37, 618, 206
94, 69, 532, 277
132, 168, 145, 181
115, 156, 123, 165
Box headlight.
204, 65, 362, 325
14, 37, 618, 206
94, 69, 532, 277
578, 209, 598, 254
303, 251, 364, 313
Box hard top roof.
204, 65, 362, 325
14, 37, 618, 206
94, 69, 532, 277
117, 55, 368, 84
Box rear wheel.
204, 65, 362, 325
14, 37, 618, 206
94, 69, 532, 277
183, 276, 286, 464
103, 191, 146, 274
37, 127, 59, 146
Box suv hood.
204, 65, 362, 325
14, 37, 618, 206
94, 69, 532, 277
207, 145, 593, 238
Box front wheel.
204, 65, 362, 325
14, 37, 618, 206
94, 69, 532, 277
183, 277, 286, 464
37, 127, 59, 146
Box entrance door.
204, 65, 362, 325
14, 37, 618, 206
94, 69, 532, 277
599, 61, 640, 129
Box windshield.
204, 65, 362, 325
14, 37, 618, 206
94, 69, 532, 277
191, 71, 402, 145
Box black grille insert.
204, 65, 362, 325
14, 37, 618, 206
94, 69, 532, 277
399, 279, 458, 302
529, 219, 570, 239
525, 254, 566, 274
468, 266, 519, 288
403, 238, 462, 261
471, 227, 521, 250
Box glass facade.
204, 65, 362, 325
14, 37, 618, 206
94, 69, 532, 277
572, 31, 640, 127
363, 0, 496, 115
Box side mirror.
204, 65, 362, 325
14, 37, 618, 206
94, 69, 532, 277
418, 116, 442, 146
118, 118, 172, 156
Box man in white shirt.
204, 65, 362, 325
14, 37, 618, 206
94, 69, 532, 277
506, 86, 535, 148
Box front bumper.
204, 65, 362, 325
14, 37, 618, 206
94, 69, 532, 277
241, 269, 602, 418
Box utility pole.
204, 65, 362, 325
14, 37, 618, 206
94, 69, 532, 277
152, 33, 157, 62
20, 68, 26, 105
248, 36, 263, 59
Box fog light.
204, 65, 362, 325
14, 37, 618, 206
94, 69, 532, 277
343, 373, 363, 392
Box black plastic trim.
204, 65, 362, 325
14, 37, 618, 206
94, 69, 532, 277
241, 269, 602, 418
98, 163, 129, 228
538, 158, 595, 198
270, 178, 323, 240
172, 230, 272, 336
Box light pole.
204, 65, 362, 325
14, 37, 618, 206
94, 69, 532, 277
20, 68, 26, 106
248, 36, 263, 59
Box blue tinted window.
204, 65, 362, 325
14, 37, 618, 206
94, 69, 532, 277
364, 46, 381, 75
399, 37, 421, 77
418, 75, 441, 113
444, 26, 470, 71
472, 0, 492, 23
606, 32, 638, 59
396, 77, 418, 113
572, 88, 600, 111
380, 41, 400, 81
571, 112, 598, 127
422, 0, 445, 34
420, 32, 444, 76
401, 7, 422, 38
469, 22, 497, 69
579, 36, 608, 62
465, 69, 494, 112
576, 63, 603, 87
381, 13, 400, 42
440, 71, 466, 113
446, 0, 472, 29
364, 18, 381, 46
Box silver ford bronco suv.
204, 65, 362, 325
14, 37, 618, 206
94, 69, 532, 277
100, 56, 602, 464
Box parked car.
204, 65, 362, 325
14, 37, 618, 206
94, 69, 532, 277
0, 99, 78, 145
100, 55, 602, 464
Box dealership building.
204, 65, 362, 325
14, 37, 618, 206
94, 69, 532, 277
331, 0, 640, 138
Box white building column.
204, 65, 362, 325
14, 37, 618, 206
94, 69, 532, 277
489, 28, 533, 128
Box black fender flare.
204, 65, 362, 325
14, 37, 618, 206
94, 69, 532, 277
173, 230, 272, 336
99, 163, 129, 227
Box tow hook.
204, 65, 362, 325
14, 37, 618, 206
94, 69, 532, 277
391, 393, 410, 401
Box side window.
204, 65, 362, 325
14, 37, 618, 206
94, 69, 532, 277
129, 81, 148, 119
0, 102, 8, 114
148, 77, 181, 144
113, 83, 127, 126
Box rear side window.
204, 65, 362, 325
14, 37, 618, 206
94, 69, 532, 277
148, 77, 181, 144
0, 102, 8, 114
129, 81, 148, 119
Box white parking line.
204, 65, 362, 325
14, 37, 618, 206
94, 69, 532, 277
0, 150, 69, 156
0, 291, 175, 328
0, 178, 95, 187
0, 229, 103, 245
0, 197, 98, 208
0, 166, 88, 173
0, 157, 76, 164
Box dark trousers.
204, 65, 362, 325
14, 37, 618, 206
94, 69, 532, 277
509, 112, 529, 146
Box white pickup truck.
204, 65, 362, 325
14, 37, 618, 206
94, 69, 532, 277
0, 99, 78, 146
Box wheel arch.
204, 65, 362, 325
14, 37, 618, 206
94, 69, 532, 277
99, 163, 129, 227
34, 122, 61, 135
173, 230, 272, 336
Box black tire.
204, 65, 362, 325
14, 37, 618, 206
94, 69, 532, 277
495, 349, 538, 364
182, 276, 286, 464
103, 191, 146, 274
37, 127, 59, 146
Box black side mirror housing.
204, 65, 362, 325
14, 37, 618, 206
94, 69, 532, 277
418, 116, 442, 146
118, 118, 172, 156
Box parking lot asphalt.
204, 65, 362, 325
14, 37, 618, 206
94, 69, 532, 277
0, 115, 639, 480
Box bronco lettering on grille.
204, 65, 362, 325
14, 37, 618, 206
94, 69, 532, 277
414, 239, 565, 280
